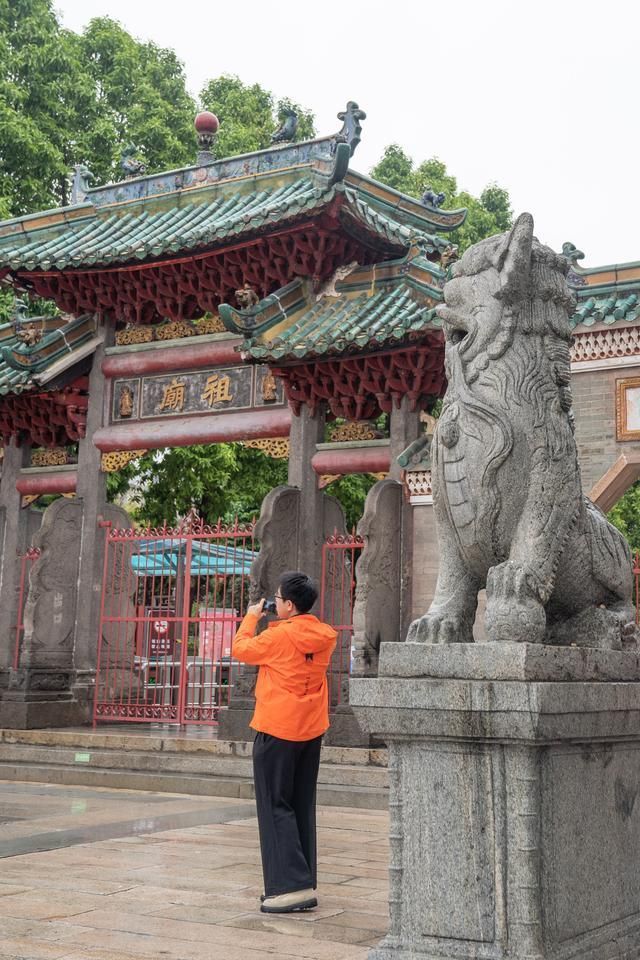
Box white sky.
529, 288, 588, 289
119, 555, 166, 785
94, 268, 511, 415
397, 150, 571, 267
55, 0, 639, 268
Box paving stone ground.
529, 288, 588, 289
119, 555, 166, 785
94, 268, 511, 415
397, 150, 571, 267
0, 781, 389, 959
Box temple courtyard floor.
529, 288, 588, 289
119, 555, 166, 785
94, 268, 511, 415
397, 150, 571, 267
0, 781, 389, 959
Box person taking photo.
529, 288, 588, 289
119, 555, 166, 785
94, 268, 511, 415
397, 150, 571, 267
233, 571, 337, 914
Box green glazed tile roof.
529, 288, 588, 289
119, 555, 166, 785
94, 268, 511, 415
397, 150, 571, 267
220, 252, 444, 361
0, 179, 331, 272
570, 292, 639, 329
0, 313, 97, 395
0, 165, 457, 276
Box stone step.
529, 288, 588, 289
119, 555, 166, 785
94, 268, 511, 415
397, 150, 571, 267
0, 727, 387, 768
0, 727, 389, 809
0, 741, 388, 788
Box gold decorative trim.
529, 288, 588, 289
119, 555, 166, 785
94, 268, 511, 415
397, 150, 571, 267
241, 438, 290, 459
329, 421, 378, 442
101, 450, 147, 472
115, 314, 226, 346
196, 315, 226, 335
21, 494, 40, 507
319, 474, 341, 489
154, 321, 196, 341
115, 327, 153, 346
31, 448, 69, 467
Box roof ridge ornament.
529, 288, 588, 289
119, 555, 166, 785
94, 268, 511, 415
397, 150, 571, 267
70, 163, 94, 204
195, 111, 220, 165
335, 101, 366, 157
420, 187, 446, 210
561, 241, 587, 288
271, 108, 299, 144
120, 143, 146, 179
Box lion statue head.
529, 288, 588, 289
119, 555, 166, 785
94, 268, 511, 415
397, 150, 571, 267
437, 213, 576, 381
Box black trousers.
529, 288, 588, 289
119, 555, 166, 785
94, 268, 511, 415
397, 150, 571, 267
252, 731, 322, 897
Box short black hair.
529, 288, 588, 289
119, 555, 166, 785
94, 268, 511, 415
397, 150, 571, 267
279, 571, 318, 614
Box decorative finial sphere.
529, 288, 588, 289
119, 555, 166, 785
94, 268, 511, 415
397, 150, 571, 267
195, 111, 219, 135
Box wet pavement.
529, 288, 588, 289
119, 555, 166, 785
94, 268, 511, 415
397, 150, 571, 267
0, 781, 389, 958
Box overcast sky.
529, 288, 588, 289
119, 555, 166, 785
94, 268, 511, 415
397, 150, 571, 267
55, 0, 639, 269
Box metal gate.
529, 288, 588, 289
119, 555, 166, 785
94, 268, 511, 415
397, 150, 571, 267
94, 514, 255, 725
320, 531, 363, 706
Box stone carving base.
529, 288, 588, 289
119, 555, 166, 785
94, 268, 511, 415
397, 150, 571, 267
351, 642, 640, 960
0, 688, 89, 729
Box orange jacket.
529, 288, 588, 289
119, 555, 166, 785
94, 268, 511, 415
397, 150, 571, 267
233, 612, 337, 742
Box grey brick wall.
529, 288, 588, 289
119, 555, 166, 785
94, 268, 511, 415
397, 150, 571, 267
572, 364, 640, 493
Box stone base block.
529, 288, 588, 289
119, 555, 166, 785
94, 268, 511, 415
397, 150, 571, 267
351, 642, 640, 960
217, 702, 254, 742
0, 695, 90, 729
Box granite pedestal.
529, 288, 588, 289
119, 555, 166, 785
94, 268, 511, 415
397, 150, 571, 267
350, 642, 640, 960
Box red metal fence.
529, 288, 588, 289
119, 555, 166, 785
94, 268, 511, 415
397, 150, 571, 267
13, 547, 41, 669
93, 516, 255, 726
320, 531, 363, 706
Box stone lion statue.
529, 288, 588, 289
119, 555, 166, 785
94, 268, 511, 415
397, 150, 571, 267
409, 212, 637, 649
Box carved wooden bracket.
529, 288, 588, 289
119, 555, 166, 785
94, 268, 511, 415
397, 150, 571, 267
100, 450, 147, 472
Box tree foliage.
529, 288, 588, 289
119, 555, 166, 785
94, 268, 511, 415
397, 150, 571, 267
0, 1, 197, 215
199, 75, 315, 157
608, 482, 640, 552
108, 444, 288, 527
370, 145, 513, 253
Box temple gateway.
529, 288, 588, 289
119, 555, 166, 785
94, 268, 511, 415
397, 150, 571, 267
0, 104, 638, 742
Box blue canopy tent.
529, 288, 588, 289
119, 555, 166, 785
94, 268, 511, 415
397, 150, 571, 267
131, 539, 257, 577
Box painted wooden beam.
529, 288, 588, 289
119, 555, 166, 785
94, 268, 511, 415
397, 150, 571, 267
311, 445, 391, 477
16, 470, 77, 495
589, 452, 640, 513
93, 407, 292, 452
102, 338, 242, 378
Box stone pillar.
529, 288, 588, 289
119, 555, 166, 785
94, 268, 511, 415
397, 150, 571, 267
0, 497, 84, 727
0, 441, 32, 686
287, 405, 327, 586
389, 398, 421, 639
388, 397, 421, 482
351, 642, 640, 960
71, 329, 113, 716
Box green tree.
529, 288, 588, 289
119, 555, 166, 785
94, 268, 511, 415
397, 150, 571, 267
370, 145, 513, 253
78, 17, 197, 185
0, 2, 197, 215
323, 475, 379, 532
199, 75, 315, 157
608, 482, 640, 552
108, 444, 288, 527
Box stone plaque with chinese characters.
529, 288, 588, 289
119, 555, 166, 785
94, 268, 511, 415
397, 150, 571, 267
110, 365, 284, 424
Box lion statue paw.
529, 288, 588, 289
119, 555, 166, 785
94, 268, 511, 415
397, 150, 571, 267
407, 608, 474, 644
485, 561, 546, 644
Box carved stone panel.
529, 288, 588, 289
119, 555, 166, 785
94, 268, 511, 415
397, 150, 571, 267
403, 742, 497, 943
20, 498, 83, 673
352, 479, 403, 676
544, 743, 640, 944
